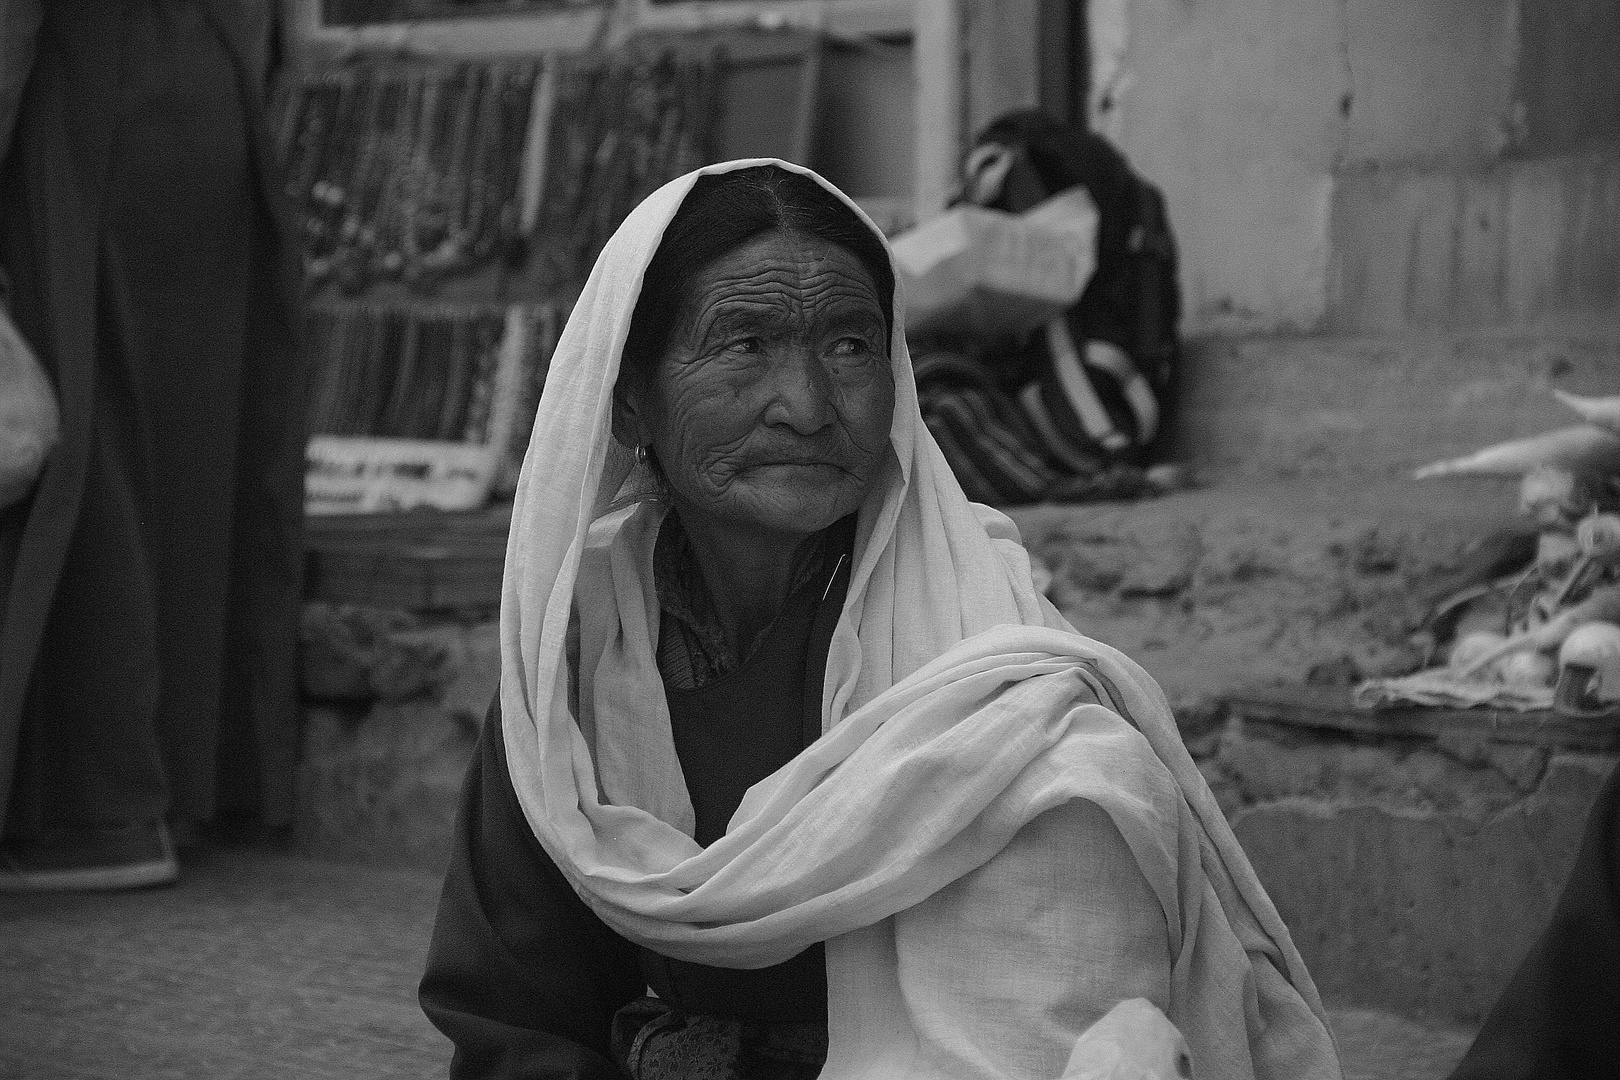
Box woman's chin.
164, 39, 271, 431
691, 482, 862, 543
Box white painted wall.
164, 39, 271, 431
1093, 0, 1523, 334
1102, 0, 1347, 333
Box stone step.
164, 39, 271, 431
295, 611, 495, 874
1331, 1008, 1475, 1080
1219, 727, 1612, 1025
1326, 154, 1620, 332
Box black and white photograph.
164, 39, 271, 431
2, 1, 1617, 1077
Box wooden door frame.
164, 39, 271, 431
1037, 0, 1088, 129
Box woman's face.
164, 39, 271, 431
616, 228, 894, 546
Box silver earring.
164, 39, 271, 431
634, 444, 648, 467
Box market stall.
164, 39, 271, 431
281, 20, 910, 867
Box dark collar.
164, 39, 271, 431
653, 512, 857, 688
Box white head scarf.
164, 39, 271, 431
499, 160, 1340, 1079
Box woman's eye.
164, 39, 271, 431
831, 336, 872, 356
727, 337, 764, 355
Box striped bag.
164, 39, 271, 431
913, 348, 1155, 506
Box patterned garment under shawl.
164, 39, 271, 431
611, 997, 828, 1080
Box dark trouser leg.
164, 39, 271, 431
102, 1, 258, 827
3, 417, 166, 838
214, 448, 303, 829
213, 209, 306, 831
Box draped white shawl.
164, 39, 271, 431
499, 159, 1341, 1080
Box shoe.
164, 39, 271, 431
0, 821, 179, 892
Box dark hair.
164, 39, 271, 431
620, 165, 895, 384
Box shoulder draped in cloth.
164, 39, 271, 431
498, 159, 1342, 1080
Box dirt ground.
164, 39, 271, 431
1009, 475, 1526, 720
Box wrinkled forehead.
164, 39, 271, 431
676, 230, 889, 326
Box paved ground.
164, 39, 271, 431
0, 844, 1476, 1079
0, 846, 447, 1080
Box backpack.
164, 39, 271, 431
957, 110, 1181, 466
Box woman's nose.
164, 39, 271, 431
766, 350, 834, 434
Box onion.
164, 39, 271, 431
1518, 466, 1584, 529
1536, 531, 1581, 575
1494, 650, 1556, 688
1449, 630, 1508, 673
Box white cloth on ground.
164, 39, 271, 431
497, 158, 1341, 1080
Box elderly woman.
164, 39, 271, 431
420, 161, 1341, 1080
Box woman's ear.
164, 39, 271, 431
610, 372, 649, 451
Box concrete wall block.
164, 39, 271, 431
960, 0, 1039, 144
1112, 0, 1346, 333
1168, 329, 1620, 485
1233, 752, 1615, 1022
1341, 0, 1518, 165
1449, 175, 1515, 326
1558, 162, 1620, 310
1329, 156, 1620, 332
1500, 166, 1569, 317
1089, 0, 1620, 331
1324, 175, 1444, 336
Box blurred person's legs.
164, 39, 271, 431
0, 404, 175, 890
104, 0, 254, 832
0, 0, 301, 889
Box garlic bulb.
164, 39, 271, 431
1450, 630, 1508, 672
1536, 531, 1581, 575
1576, 512, 1620, 561
1495, 650, 1556, 688
1518, 466, 1591, 529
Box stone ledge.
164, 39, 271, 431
1227, 748, 1615, 1023
294, 611, 497, 873
1206, 690, 1618, 1024
295, 698, 479, 875
1228, 685, 1620, 755
305, 507, 509, 611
